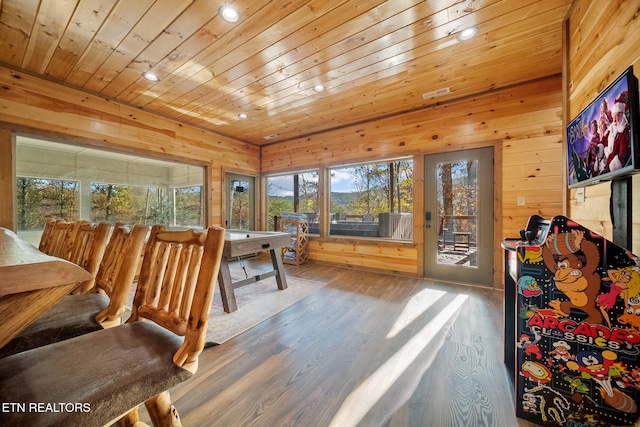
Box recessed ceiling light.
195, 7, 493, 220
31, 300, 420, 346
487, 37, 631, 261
456, 26, 478, 41
238, 112, 248, 119
142, 71, 160, 82
313, 84, 325, 92
219, 5, 240, 23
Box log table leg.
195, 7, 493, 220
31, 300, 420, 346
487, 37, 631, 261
145, 391, 181, 427
116, 407, 151, 427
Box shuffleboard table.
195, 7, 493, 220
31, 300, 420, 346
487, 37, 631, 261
218, 230, 291, 312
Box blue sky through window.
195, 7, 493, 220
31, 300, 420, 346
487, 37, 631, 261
267, 168, 356, 196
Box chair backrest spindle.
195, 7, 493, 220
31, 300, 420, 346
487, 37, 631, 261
68, 221, 110, 294
93, 223, 149, 327
40, 219, 77, 258
38, 218, 58, 252
129, 225, 225, 372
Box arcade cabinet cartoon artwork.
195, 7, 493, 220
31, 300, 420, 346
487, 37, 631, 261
503, 215, 640, 426
542, 229, 603, 324
567, 350, 637, 413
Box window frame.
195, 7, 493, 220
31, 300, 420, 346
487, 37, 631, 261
16, 176, 81, 230
266, 169, 320, 234
14, 134, 209, 242
328, 157, 414, 241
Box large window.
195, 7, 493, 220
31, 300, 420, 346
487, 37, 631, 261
174, 185, 203, 227
15, 135, 205, 244
16, 178, 79, 230
90, 184, 169, 225
267, 171, 319, 233
329, 159, 413, 240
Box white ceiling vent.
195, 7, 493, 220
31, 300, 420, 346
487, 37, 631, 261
422, 87, 450, 99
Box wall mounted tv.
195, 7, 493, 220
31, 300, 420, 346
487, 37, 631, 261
566, 66, 640, 188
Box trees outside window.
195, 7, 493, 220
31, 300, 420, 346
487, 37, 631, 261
229, 180, 250, 230
174, 186, 203, 227
16, 178, 79, 231
345, 161, 413, 215
17, 180, 203, 231
90, 184, 170, 226
15, 136, 205, 244
266, 161, 413, 239
267, 172, 319, 232
437, 161, 477, 219
436, 160, 477, 238
330, 159, 413, 239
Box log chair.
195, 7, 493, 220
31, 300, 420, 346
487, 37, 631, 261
0, 223, 149, 358
0, 226, 226, 427
37, 217, 58, 253
38, 218, 80, 258
37, 219, 111, 293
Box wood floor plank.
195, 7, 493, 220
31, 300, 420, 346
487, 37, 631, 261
136, 256, 540, 427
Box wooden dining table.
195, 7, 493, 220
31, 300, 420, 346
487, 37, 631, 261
0, 227, 93, 348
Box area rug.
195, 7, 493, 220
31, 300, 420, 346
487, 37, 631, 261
206, 272, 325, 345
125, 265, 325, 345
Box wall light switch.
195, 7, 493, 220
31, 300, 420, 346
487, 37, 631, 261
576, 187, 585, 203
517, 196, 526, 206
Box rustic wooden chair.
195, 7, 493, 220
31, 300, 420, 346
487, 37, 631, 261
0, 226, 226, 427
38, 218, 78, 258
92, 223, 149, 327
37, 219, 111, 293
37, 217, 58, 252
68, 220, 111, 294
0, 223, 149, 358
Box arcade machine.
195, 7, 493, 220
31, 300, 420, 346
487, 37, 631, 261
502, 215, 640, 426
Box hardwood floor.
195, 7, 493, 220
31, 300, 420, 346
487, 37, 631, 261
139, 256, 540, 427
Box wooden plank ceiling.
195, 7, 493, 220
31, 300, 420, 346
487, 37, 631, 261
0, 0, 573, 146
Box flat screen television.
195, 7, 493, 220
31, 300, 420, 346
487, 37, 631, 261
566, 66, 640, 188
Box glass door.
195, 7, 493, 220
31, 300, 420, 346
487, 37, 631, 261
226, 173, 255, 230
424, 147, 494, 286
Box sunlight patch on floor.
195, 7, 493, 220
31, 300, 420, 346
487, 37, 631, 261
329, 293, 469, 427
386, 288, 447, 339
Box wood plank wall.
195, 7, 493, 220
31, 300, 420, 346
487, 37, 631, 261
262, 76, 565, 286
566, 0, 640, 254
0, 65, 260, 230
0, 67, 565, 288
1, 3, 634, 283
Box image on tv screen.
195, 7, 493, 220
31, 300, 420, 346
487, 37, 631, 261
567, 68, 636, 187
